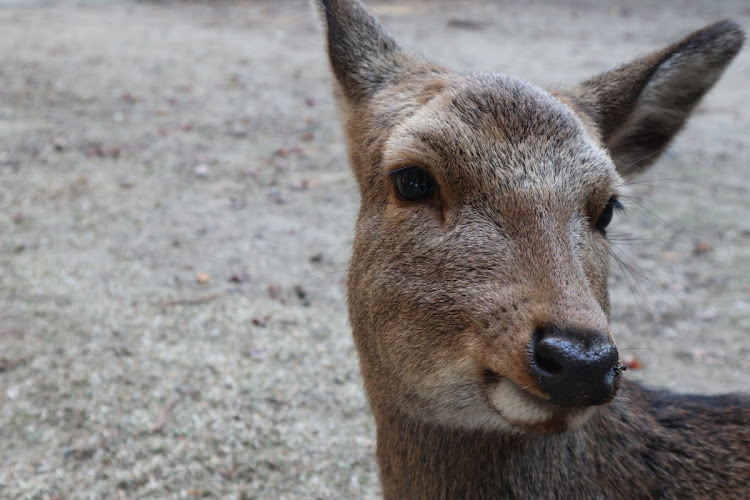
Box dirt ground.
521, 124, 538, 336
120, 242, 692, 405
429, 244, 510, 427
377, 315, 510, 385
0, 0, 748, 498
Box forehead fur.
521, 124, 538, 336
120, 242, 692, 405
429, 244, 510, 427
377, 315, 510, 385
382, 73, 619, 202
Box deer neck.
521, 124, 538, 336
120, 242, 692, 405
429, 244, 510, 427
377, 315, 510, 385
370, 382, 643, 499
373, 404, 555, 498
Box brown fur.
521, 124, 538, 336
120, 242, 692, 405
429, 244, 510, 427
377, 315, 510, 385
316, 0, 749, 497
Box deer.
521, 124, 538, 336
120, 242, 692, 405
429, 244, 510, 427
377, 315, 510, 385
315, 0, 749, 497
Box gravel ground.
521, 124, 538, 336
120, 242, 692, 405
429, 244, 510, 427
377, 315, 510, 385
1, 1, 748, 498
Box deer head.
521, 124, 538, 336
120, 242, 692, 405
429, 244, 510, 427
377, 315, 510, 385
317, 0, 744, 434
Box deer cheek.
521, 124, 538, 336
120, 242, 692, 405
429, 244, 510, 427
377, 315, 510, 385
584, 244, 612, 318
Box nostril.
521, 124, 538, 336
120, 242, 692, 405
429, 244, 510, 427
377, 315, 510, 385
482, 368, 502, 383
533, 339, 565, 376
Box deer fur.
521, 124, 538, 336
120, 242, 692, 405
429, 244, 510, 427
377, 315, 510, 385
316, 0, 749, 497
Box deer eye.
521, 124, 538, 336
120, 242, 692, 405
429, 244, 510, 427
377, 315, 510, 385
392, 166, 435, 201
595, 198, 624, 233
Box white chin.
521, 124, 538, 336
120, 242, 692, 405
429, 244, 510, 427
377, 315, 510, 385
489, 379, 595, 430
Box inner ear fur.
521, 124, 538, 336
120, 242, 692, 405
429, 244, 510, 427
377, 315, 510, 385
563, 21, 745, 177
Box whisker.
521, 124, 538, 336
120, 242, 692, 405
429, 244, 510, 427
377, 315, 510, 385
619, 148, 667, 174
612, 244, 675, 305
301, 269, 349, 280
618, 195, 675, 229
611, 250, 652, 320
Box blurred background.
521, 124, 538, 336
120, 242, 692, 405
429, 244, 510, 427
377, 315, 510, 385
1, 0, 749, 498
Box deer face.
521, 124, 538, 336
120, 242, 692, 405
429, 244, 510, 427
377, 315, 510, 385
347, 73, 623, 433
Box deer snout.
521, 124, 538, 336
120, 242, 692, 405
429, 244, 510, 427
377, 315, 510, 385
529, 327, 621, 408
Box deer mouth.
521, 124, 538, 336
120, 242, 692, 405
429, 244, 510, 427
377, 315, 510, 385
483, 373, 598, 434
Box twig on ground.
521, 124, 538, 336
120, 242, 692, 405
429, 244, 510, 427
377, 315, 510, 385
151, 294, 219, 307
150, 387, 200, 433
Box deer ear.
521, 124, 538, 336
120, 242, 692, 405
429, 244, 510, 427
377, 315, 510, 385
564, 21, 744, 177
316, 0, 416, 104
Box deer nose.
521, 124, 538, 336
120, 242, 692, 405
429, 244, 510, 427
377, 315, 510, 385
529, 326, 621, 407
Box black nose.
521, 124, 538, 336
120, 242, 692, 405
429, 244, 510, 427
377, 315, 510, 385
529, 326, 621, 407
